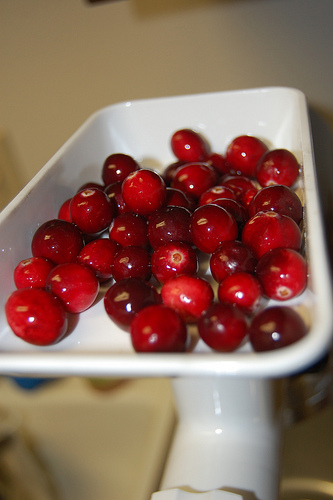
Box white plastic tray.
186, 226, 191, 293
0, 87, 332, 378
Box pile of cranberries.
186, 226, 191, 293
5, 128, 309, 354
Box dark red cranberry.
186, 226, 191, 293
217, 271, 264, 315
31, 219, 84, 265
151, 241, 198, 284
111, 246, 151, 282
171, 162, 218, 200
165, 187, 193, 210
122, 169, 167, 216
170, 128, 210, 162
109, 212, 149, 248
104, 278, 161, 330
102, 153, 140, 186
104, 181, 131, 216
220, 174, 258, 200
162, 161, 185, 185
5, 288, 68, 346
198, 185, 236, 206
58, 198, 72, 222
198, 302, 248, 352
248, 184, 303, 224
69, 188, 115, 235
226, 135, 268, 178
205, 152, 229, 175
256, 149, 300, 187
131, 304, 187, 353
210, 198, 248, 227
249, 306, 307, 351
190, 204, 238, 254
148, 206, 192, 249
14, 257, 55, 289
77, 238, 120, 282
210, 240, 256, 283
77, 182, 104, 192
256, 247, 307, 300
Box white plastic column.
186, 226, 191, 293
160, 377, 283, 500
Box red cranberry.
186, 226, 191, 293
77, 238, 120, 282
198, 185, 236, 206
217, 271, 264, 315
58, 198, 72, 222
190, 204, 238, 254
131, 304, 187, 353
31, 219, 84, 265
46, 262, 99, 313
256, 247, 307, 300
165, 187, 193, 210
102, 153, 140, 186
111, 246, 151, 282
198, 302, 248, 352
220, 174, 258, 201
104, 181, 131, 216
170, 128, 209, 162
241, 211, 302, 259
14, 257, 55, 289
151, 241, 198, 284
249, 306, 307, 351
210, 240, 257, 283
122, 169, 167, 216
109, 212, 149, 248
248, 184, 303, 224
256, 149, 300, 187
163, 161, 185, 186
104, 278, 161, 330
225, 135, 268, 178
210, 198, 248, 227
205, 152, 229, 175
77, 182, 104, 192
5, 288, 68, 346
148, 206, 192, 249
161, 274, 214, 323
69, 188, 115, 235
171, 162, 218, 200
239, 186, 258, 208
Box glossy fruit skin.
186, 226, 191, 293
210, 240, 257, 283
220, 174, 258, 200
102, 153, 139, 186
131, 304, 187, 353
31, 219, 85, 265
226, 135, 268, 178
198, 302, 248, 352
104, 181, 131, 216
217, 271, 264, 315
165, 187, 193, 210
104, 278, 161, 330
190, 204, 238, 254
58, 198, 72, 222
256, 149, 300, 187
205, 152, 229, 175
256, 247, 307, 300
69, 187, 115, 235
46, 262, 99, 313
241, 211, 302, 259
111, 245, 151, 282
109, 212, 149, 248
151, 241, 198, 284
248, 184, 303, 224
198, 185, 236, 206
249, 306, 307, 351
163, 161, 185, 186
170, 128, 209, 162
5, 288, 68, 346
161, 274, 214, 323
148, 206, 192, 249
77, 238, 120, 282
211, 198, 248, 230
122, 169, 167, 216
171, 162, 218, 200
14, 257, 55, 289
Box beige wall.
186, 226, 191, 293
1, 0, 333, 188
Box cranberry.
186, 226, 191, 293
148, 206, 192, 249
102, 153, 140, 186
77, 182, 104, 192
171, 162, 218, 200
226, 135, 268, 178
220, 174, 258, 201
198, 302, 248, 352
14, 257, 55, 289
205, 152, 229, 175
122, 169, 167, 216
46, 262, 99, 313
109, 212, 149, 248
198, 185, 237, 206
190, 204, 238, 254
170, 128, 209, 162
104, 181, 131, 216
58, 198, 72, 222
104, 278, 161, 330
165, 187, 193, 210
210, 198, 248, 227
249, 306, 307, 351
69, 188, 115, 235
239, 186, 258, 208
248, 184, 303, 224
256, 247, 307, 300
77, 238, 120, 282
210, 240, 257, 283
217, 271, 264, 314
130, 304, 187, 353
31, 219, 84, 265
111, 246, 151, 282
161, 274, 214, 323
151, 241, 198, 284
241, 211, 302, 259
256, 149, 300, 187
163, 161, 185, 186
5, 288, 68, 346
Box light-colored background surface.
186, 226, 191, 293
1, 1, 333, 498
